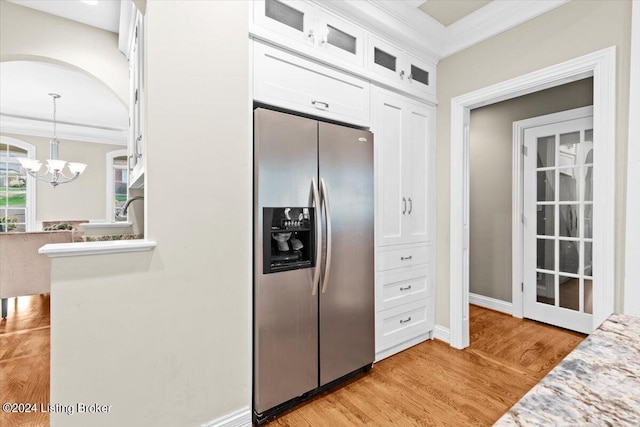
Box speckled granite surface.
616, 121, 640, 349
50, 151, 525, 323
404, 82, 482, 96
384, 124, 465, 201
83, 234, 144, 242
495, 314, 640, 426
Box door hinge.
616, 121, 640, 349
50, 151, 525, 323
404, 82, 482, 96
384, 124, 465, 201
521, 282, 524, 292
521, 213, 526, 224
522, 145, 528, 156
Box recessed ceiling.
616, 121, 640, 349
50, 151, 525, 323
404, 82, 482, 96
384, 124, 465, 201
0, 61, 127, 131
7, 0, 121, 33
419, 0, 493, 26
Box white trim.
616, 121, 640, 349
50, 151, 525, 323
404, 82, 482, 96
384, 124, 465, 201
442, 0, 570, 58
432, 325, 449, 343
118, 0, 137, 58
512, 106, 594, 319
105, 149, 128, 221
469, 293, 512, 315
0, 135, 36, 232
39, 239, 156, 257
450, 47, 616, 349
0, 115, 127, 146
624, 0, 640, 317
375, 332, 432, 361
201, 406, 251, 427
80, 221, 132, 229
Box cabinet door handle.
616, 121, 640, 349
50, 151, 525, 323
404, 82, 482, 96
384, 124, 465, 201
400, 256, 412, 261
402, 197, 407, 214
400, 316, 412, 324
312, 100, 329, 110
399, 70, 405, 80
408, 197, 413, 214
321, 34, 328, 45
399, 285, 412, 291
307, 30, 315, 43
408, 73, 413, 82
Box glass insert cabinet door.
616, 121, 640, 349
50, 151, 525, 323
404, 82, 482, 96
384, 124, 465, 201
523, 114, 594, 334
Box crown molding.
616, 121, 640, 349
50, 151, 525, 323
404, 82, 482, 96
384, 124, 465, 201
442, 0, 570, 58
0, 114, 127, 146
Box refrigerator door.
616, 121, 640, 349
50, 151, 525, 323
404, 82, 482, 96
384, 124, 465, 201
254, 108, 320, 414
318, 122, 375, 386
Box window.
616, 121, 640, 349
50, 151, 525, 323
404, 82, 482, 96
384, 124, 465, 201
106, 150, 128, 221
0, 137, 35, 232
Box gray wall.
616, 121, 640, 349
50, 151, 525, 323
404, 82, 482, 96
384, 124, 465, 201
436, 0, 631, 327
469, 78, 593, 302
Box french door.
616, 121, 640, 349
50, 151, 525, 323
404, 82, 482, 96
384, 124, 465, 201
523, 115, 594, 333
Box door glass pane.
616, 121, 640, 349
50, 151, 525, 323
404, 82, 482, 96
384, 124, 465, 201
584, 204, 593, 238
559, 205, 579, 237
536, 272, 555, 305
537, 171, 555, 201
583, 165, 593, 201
537, 239, 555, 270
537, 135, 555, 168
559, 276, 579, 311
584, 279, 593, 314
584, 241, 593, 277
374, 48, 396, 71
326, 25, 356, 54
559, 240, 579, 274
410, 65, 429, 86
559, 169, 579, 201
265, 0, 304, 32
585, 129, 593, 143
537, 205, 554, 236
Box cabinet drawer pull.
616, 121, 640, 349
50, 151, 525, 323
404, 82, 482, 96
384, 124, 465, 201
312, 100, 329, 110
399, 316, 412, 324
402, 197, 407, 214
408, 197, 413, 214
399, 285, 412, 291
400, 256, 412, 261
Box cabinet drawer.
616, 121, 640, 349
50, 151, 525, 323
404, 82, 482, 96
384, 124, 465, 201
376, 245, 429, 271
254, 42, 370, 126
378, 267, 431, 311
378, 299, 431, 351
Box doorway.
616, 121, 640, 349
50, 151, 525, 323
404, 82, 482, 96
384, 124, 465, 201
450, 47, 616, 349
521, 109, 594, 333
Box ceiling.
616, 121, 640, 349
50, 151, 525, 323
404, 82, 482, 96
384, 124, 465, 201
6, 0, 121, 33
418, 0, 494, 27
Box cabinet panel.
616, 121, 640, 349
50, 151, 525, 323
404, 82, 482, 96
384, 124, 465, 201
378, 266, 431, 311
367, 35, 404, 83
254, 0, 315, 46
254, 43, 370, 126
378, 298, 431, 351
377, 245, 429, 271
404, 106, 431, 243
404, 53, 436, 99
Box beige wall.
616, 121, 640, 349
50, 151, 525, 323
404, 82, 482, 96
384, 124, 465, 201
436, 0, 631, 326
50, 1, 251, 426
0, 0, 128, 104
1, 133, 123, 224
469, 79, 593, 302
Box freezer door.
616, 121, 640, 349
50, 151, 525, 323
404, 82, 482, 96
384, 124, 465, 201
318, 122, 375, 386
254, 108, 320, 414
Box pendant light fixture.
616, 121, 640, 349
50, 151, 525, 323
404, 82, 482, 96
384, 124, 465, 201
18, 93, 87, 187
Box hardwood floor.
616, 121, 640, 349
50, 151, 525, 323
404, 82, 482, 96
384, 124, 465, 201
0, 299, 585, 427
267, 305, 585, 426
0, 295, 50, 427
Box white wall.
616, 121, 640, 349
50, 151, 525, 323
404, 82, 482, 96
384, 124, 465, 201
436, 0, 632, 327
50, 1, 251, 426
1, 133, 122, 224
469, 78, 593, 302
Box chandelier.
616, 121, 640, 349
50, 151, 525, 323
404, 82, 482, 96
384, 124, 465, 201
18, 93, 87, 187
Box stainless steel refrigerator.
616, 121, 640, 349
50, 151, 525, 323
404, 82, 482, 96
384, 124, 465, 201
253, 108, 374, 422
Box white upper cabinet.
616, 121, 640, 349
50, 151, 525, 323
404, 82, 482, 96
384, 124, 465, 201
128, 10, 144, 189
254, 0, 316, 46
254, 0, 364, 67
367, 35, 436, 100
374, 88, 434, 247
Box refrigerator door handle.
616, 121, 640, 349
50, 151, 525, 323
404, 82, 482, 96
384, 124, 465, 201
311, 178, 322, 296
320, 178, 332, 294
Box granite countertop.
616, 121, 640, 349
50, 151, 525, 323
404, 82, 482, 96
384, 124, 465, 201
495, 314, 640, 426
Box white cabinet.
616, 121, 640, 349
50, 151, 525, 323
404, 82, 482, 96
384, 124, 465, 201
254, 0, 365, 67
374, 87, 434, 247
128, 10, 144, 189
367, 35, 436, 100
253, 42, 370, 126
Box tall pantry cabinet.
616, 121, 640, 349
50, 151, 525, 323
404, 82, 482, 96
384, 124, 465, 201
373, 87, 436, 361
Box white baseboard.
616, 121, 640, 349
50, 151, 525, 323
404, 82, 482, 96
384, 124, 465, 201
202, 406, 251, 427
433, 325, 450, 343
469, 293, 512, 315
